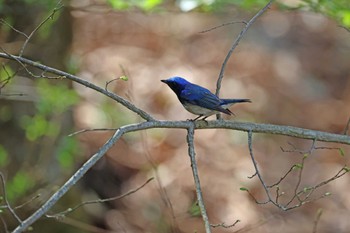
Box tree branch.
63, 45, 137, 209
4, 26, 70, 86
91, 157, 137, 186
215, 0, 273, 106
9, 118, 350, 232
0, 52, 154, 121
0, 173, 22, 224
186, 122, 211, 233
46, 177, 154, 219
19, 1, 63, 57
1, 54, 348, 144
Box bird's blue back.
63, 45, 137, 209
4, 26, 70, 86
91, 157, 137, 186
180, 83, 224, 111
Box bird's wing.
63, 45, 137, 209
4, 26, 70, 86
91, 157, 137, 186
180, 85, 224, 111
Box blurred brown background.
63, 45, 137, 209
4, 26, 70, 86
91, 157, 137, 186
0, 0, 349, 232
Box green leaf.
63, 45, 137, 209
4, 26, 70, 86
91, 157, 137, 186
293, 163, 303, 169
119, 75, 129, 81
0, 64, 14, 81
188, 201, 201, 217
240, 187, 249, 191
338, 148, 345, 157
303, 186, 312, 193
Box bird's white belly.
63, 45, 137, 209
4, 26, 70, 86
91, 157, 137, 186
182, 103, 218, 116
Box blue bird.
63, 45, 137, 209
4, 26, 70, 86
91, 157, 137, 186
161, 76, 251, 120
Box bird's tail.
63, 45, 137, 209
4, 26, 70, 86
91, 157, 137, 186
221, 98, 251, 104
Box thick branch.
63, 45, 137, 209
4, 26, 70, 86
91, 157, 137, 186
11, 119, 350, 232
67, 120, 350, 145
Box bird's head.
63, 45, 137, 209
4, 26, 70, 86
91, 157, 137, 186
161, 76, 190, 95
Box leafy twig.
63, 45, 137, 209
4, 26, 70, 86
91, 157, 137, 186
245, 136, 349, 211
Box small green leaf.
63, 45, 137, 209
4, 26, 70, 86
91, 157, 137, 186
119, 75, 129, 81
303, 153, 309, 158
343, 166, 350, 172
240, 187, 248, 191
293, 163, 303, 169
338, 148, 345, 157
188, 201, 201, 217
0, 64, 14, 81
303, 187, 312, 193
324, 192, 331, 196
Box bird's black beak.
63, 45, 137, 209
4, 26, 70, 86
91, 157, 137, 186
161, 79, 168, 84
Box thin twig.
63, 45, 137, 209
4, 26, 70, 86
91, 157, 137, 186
312, 208, 323, 233
19, 1, 64, 57
68, 128, 118, 136
186, 122, 211, 233
0, 53, 155, 121
105, 78, 119, 91
247, 131, 274, 203
344, 116, 350, 135
215, 0, 273, 119
285, 153, 308, 207
211, 220, 240, 228
14, 194, 41, 210
0, 173, 22, 224
46, 177, 154, 218
0, 19, 29, 38
199, 21, 247, 33
0, 215, 8, 233
267, 165, 296, 188
0, 48, 42, 78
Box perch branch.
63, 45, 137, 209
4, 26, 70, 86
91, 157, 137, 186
10, 119, 350, 232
